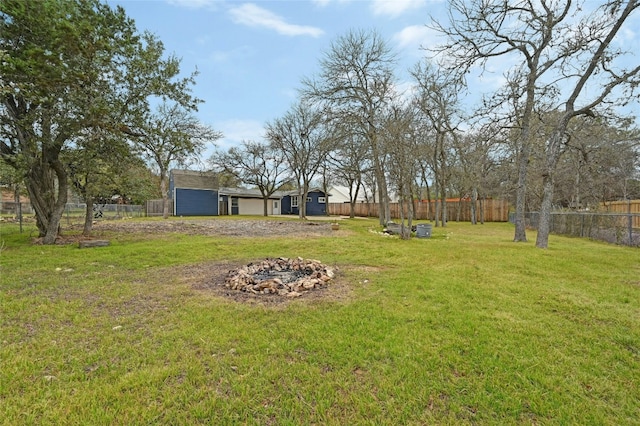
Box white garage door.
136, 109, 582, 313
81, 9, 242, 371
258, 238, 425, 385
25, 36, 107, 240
238, 198, 268, 215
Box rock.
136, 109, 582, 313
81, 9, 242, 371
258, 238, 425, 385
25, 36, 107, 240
79, 240, 110, 248
223, 257, 333, 297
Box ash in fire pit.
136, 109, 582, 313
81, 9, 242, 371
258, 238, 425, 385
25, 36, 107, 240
252, 270, 307, 284
224, 257, 334, 298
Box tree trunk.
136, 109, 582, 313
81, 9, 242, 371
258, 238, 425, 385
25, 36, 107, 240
321, 171, 330, 216
349, 200, 356, 219
83, 195, 94, 237
536, 172, 555, 248
13, 185, 23, 233
25, 157, 68, 244
263, 196, 269, 216
434, 180, 440, 228
536, 127, 566, 248
300, 181, 310, 219
160, 174, 170, 219
397, 183, 412, 240
348, 181, 361, 219
374, 163, 389, 225
440, 181, 447, 227
369, 130, 389, 226
470, 188, 478, 225
513, 136, 531, 242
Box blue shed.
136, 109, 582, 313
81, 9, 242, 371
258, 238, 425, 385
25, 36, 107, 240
282, 189, 329, 216
169, 169, 219, 216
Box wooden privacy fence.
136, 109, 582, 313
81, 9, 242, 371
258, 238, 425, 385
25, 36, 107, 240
328, 199, 510, 222
600, 200, 640, 228
146, 199, 173, 216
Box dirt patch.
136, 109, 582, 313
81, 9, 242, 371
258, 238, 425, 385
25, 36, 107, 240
52, 219, 352, 305
89, 219, 334, 238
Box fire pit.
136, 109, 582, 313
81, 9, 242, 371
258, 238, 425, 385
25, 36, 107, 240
224, 257, 334, 298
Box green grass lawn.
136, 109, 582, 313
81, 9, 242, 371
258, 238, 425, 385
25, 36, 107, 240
1, 218, 639, 425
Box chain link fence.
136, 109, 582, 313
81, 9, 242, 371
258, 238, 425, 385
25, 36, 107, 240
63, 203, 144, 223
510, 212, 640, 247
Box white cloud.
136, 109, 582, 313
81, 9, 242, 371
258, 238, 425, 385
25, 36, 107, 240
228, 3, 324, 38
311, 0, 351, 6
166, 0, 218, 11
371, 0, 426, 18
393, 25, 439, 53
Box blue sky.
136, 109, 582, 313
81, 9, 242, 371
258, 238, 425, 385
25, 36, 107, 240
110, 0, 450, 155
110, 0, 640, 159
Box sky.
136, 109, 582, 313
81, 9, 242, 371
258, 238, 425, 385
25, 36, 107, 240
108, 0, 640, 160
108, 0, 453, 156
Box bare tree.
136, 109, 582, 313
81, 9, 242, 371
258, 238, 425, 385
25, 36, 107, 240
542, 115, 640, 208
432, 0, 640, 247
209, 141, 290, 216
265, 101, 335, 219
327, 120, 371, 218
302, 28, 397, 226
452, 127, 505, 224
383, 102, 420, 239
135, 102, 222, 219
411, 60, 465, 227
533, 1, 640, 247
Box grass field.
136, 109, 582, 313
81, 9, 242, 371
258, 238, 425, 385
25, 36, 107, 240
1, 217, 639, 425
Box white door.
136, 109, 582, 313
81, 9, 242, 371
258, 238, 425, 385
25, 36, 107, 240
273, 200, 280, 215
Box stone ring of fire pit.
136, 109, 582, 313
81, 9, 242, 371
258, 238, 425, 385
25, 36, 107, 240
224, 257, 335, 298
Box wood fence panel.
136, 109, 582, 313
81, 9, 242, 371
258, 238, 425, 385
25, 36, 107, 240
145, 199, 173, 216
600, 200, 640, 228
328, 199, 509, 222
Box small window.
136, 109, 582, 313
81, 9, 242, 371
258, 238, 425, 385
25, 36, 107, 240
318, 197, 326, 204
291, 196, 299, 207
306, 197, 312, 203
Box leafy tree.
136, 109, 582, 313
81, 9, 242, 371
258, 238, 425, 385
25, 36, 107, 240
209, 141, 290, 216
66, 128, 126, 235
65, 126, 152, 235
1, 0, 209, 242
1, 0, 135, 243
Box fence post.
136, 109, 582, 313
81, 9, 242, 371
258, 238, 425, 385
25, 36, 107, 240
629, 199, 633, 246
